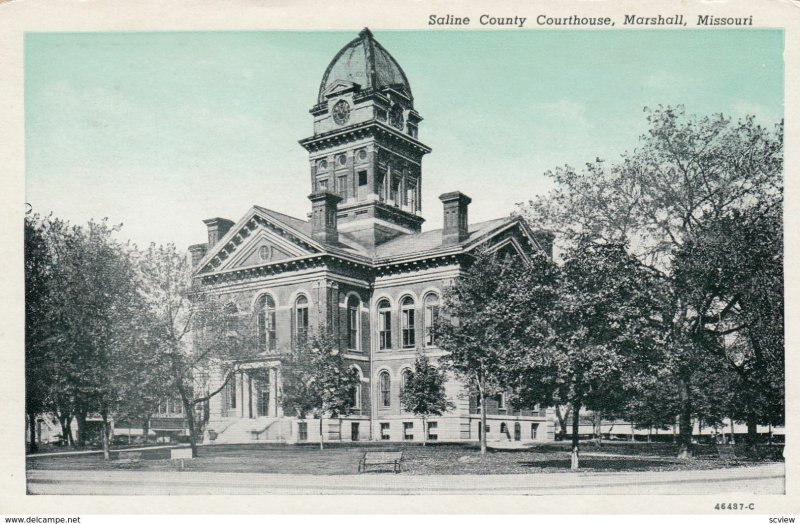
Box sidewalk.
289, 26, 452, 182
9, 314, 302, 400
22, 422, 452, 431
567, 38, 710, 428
26, 463, 784, 495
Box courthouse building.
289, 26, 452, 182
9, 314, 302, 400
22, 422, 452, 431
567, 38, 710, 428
188, 29, 555, 444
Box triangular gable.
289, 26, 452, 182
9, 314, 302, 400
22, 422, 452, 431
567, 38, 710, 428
220, 229, 305, 270
195, 207, 321, 275
323, 80, 360, 98
462, 217, 546, 263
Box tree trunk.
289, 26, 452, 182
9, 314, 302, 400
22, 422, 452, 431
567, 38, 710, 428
746, 414, 759, 450
27, 410, 38, 454
142, 416, 150, 445
676, 376, 693, 460
66, 419, 75, 447
422, 416, 427, 447
182, 397, 198, 458
571, 399, 581, 470
319, 416, 324, 451
100, 409, 110, 461
479, 388, 487, 455
555, 405, 570, 441
75, 409, 87, 448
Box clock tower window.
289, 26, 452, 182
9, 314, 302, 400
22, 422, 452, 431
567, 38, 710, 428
337, 175, 348, 200
357, 171, 368, 201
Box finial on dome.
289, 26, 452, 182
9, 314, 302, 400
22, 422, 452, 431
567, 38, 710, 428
359, 27, 373, 39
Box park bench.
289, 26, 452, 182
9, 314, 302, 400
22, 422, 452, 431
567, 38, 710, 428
113, 450, 143, 464
358, 451, 403, 473
716, 445, 737, 461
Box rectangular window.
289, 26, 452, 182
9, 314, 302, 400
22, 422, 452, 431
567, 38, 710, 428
407, 181, 417, 211
296, 307, 309, 341
424, 304, 439, 346
317, 178, 328, 191
403, 422, 414, 441
298, 422, 308, 441
337, 175, 348, 200
379, 310, 392, 350
348, 305, 358, 349
351, 422, 359, 442
380, 423, 390, 441
402, 308, 415, 348
377, 171, 386, 200
427, 421, 438, 441
357, 171, 368, 201
228, 375, 237, 410
390, 176, 400, 205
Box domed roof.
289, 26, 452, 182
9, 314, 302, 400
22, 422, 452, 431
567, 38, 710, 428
318, 28, 413, 105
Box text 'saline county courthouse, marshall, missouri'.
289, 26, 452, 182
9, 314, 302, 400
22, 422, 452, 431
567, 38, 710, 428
189, 29, 555, 444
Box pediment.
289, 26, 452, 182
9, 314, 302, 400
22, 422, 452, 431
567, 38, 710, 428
323, 80, 360, 98
223, 230, 300, 270
195, 208, 320, 275
465, 218, 544, 262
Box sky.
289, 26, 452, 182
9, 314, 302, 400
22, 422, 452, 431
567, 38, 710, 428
25, 29, 784, 249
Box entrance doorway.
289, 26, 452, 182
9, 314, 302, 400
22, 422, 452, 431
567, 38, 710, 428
514, 422, 521, 441
255, 375, 270, 417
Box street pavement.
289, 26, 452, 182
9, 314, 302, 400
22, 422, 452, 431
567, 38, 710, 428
26, 463, 784, 495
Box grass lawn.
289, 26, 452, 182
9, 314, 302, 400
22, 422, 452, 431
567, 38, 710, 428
26, 441, 784, 475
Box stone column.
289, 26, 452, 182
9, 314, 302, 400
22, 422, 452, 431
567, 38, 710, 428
269, 367, 278, 417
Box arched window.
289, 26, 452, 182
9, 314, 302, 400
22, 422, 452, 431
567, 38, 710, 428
402, 369, 412, 391
378, 299, 392, 350
400, 369, 412, 407
423, 293, 440, 347
379, 371, 391, 408
223, 302, 238, 334
401, 296, 416, 348
256, 295, 276, 351
295, 295, 309, 341
346, 295, 360, 350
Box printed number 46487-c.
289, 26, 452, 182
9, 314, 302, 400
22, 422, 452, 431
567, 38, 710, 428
715, 503, 755, 510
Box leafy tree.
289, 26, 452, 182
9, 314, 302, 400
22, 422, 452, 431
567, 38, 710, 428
280, 333, 360, 450
436, 248, 559, 455
399, 353, 454, 446
673, 204, 783, 446
137, 243, 259, 457
520, 107, 783, 458
24, 212, 56, 453
510, 242, 664, 469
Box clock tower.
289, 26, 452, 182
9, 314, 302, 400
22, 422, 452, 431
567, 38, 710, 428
299, 28, 432, 249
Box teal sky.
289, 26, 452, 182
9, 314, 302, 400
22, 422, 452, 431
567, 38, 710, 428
25, 30, 784, 249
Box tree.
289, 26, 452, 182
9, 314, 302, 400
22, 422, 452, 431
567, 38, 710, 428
29, 216, 144, 456
137, 243, 259, 457
673, 204, 783, 447
399, 353, 454, 446
509, 242, 664, 469
280, 333, 360, 450
520, 107, 783, 458
24, 212, 56, 453
436, 248, 559, 455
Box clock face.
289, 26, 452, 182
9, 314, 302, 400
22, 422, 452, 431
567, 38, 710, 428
332, 100, 351, 125
389, 105, 404, 130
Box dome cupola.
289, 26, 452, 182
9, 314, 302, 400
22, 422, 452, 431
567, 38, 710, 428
317, 28, 413, 106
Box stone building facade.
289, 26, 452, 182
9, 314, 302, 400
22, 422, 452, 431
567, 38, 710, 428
189, 28, 555, 444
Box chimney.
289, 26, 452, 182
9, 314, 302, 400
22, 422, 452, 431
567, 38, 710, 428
203, 217, 235, 248
439, 191, 471, 245
308, 191, 342, 244
188, 243, 208, 267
